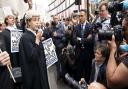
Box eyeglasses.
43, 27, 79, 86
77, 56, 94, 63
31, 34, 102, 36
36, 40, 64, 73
99, 10, 106, 12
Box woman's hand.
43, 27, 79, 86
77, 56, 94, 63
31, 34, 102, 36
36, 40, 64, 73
0, 51, 10, 66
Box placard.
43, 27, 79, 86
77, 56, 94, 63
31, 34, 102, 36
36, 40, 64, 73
42, 38, 58, 68
11, 30, 23, 53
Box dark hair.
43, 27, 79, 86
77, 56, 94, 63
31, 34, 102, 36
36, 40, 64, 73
124, 13, 128, 21
96, 44, 110, 62
65, 17, 71, 21
80, 9, 87, 14
45, 22, 49, 27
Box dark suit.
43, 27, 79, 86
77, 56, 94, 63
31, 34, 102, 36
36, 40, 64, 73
19, 30, 50, 89
90, 61, 107, 88
51, 22, 67, 78
72, 22, 95, 83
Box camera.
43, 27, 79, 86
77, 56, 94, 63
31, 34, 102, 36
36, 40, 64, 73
98, 25, 123, 41
68, 25, 73, 30
65, 73, 88, 89
108, 0, 128, 13
93, 22, 102, 32
51, 21, 57, 27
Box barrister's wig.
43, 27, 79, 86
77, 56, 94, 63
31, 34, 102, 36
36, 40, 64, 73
25, 10, 40, 21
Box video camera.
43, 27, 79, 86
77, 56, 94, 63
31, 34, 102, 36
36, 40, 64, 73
98, 25, 123, 41
65, 73, 88, 89
108, 0, 128, 26
93, 23, 124, 41
108, 0, 128, 13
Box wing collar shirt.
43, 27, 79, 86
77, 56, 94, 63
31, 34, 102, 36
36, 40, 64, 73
6, 25, 17, 31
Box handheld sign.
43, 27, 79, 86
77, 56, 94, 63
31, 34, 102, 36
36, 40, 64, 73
42, 38, 58, 68
11, 30, 23, 53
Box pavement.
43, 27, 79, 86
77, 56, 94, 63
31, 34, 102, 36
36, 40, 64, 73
47, 64, 72, 89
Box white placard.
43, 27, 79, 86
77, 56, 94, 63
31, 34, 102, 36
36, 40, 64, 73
11, 30, 23, 53
42, 38, 58, 68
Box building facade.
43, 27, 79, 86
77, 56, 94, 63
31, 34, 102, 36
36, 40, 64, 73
48, 0, 87, 19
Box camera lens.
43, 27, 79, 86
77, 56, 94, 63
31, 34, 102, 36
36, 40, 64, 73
98, 30, 113, 41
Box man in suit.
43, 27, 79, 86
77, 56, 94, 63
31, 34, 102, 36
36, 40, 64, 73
72, 9, 94, 83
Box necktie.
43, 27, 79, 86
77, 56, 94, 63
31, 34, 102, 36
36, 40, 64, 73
81, 24, 84, 38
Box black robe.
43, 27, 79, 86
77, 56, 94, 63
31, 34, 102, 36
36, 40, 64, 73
0, 33, 14, 89
19, 30, 50, 89
1, 29, 20, 67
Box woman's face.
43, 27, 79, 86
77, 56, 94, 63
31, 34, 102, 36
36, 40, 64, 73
6, 15, 15, 26
28, 16, 40, 31
95, 49, 103, 62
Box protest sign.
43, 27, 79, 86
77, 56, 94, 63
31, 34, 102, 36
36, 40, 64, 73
11, 30, 23, 53
42, 38, 58, 68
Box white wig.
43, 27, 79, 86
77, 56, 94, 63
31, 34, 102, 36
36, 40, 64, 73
25, 10, 40, 21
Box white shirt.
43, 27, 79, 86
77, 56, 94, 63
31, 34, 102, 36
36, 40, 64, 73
96, 17, 111, 31
81, 21, 88, 30
6, 26, 17, 31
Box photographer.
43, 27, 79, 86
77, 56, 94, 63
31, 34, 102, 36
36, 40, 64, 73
51, 15, 66, 79
79, 44, 110, 88
95, 2, 111, 31
107, 14, 128, 89
107, 35, 128, 89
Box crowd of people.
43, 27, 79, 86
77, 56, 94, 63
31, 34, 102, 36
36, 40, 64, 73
0, 0, 128, 89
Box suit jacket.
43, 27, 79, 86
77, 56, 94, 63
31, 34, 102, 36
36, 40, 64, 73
72, 23, 95, 82
73, 22, 94, 51
19, 30, 50, 89
51, 22, 66, 50
90, 61, 107, 87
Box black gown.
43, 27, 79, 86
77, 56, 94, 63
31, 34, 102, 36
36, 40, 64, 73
0, 32, 14, 89
1, 29, 20, 67
19, 30, 50, 89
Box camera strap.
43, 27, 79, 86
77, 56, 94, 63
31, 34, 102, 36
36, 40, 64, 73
101, 18, 108, 23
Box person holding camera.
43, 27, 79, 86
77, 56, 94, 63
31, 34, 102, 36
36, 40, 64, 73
106, 14, 128, 89
107, 35, 128, 89
51, 15, 67, 79
79, 44, 110, 88
95, 2, 111, 31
